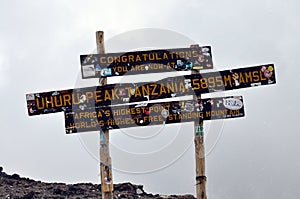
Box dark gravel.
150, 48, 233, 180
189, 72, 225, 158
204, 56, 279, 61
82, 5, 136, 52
0, 166, 195, 199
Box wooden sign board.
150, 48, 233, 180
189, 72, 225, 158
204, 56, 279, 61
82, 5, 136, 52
26, 64, 275, 116
80, 46, 213, 78
64, 96, 245, 133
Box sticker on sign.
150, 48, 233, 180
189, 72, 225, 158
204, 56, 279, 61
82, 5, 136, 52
223, 97, 243, 110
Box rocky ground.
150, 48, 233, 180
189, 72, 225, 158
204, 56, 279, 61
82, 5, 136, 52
0, 167, 195, 199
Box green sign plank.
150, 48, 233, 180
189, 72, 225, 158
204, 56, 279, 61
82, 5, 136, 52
64, 96, 245, 133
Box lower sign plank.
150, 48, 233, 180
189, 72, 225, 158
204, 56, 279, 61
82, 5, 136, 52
26, 64, 275, 116
64, 96, 245, 134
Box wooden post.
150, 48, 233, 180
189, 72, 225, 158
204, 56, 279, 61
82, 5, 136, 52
191, 44, 207, 199
96, 31, 113, 199
194, 120, 206, 199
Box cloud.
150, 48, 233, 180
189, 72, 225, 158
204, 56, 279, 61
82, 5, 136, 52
0, 54, 9, 88
1, 0, 300, 197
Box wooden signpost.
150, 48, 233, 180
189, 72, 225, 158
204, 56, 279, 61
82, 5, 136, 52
25, 30, 277, 199
96, 31, 113, 199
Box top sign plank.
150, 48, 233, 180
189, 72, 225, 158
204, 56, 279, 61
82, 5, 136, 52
80, 46, 213, 78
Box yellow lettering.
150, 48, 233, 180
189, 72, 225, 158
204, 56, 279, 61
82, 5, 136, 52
108, 119, 115, 126
245, 71, 252, 83
185, 50, 192, 58
100, 57, 106, 64
79, 112, 84, 119
192, 50, 198, 58
163, 52, 169, 59
178, 51, 185, 58
86, 92, 94, 103
142, 53, 148, 61
228, 109, 240, 115
97, 110, 103, 117
239, 72, 245, 84
63, 95, 72, 106
45, 96, 54, 108
94, 90, 103, 102
160, 84, 167, 95
54, 95, 62, 107
179, 81, 186, 92
166, 62, 171, 69
72, 93, 81, 105
149, 53, 155, 61
99, 120, 104, 126
207, 76, 216, 88
114, 55, 120, 63
215, 76, 223, 87
107, 56, 113, 64
155, 53, 162, 60
104, 90, 111, 101
134, 87, 142, 97
121, 55, 127, 63
200, 78, 208, 89
260, 71, 267, 80
36, 98, 45, 109
205, 110, 211, 117
141, 85, 150, 96
166, 82, 175, 93
111, 89, 119, 100
192, 79, 200, 90
105, 110, 110, 117
252, 71, 259, 82
223, 75, 232, 87
136, 55, 141, 62
151, 84, 159, 96
128, 55, 134, 62
169, 52, 175, 59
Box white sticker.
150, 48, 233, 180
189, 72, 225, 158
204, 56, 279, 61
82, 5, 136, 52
82, 65, 95, 77
26, 94, 35, 101
184, 103, 194, 112
161, 109, 169, 118
135, 102, 148, 107
223, 98, 243, 110
251, 82, 261, 87
80, 95, 87, 103
100, 68, 112, 77
79, 104, 87, 110
52, 91, 59, 96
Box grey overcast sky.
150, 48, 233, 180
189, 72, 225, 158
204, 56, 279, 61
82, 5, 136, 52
1, 0, 300, 198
